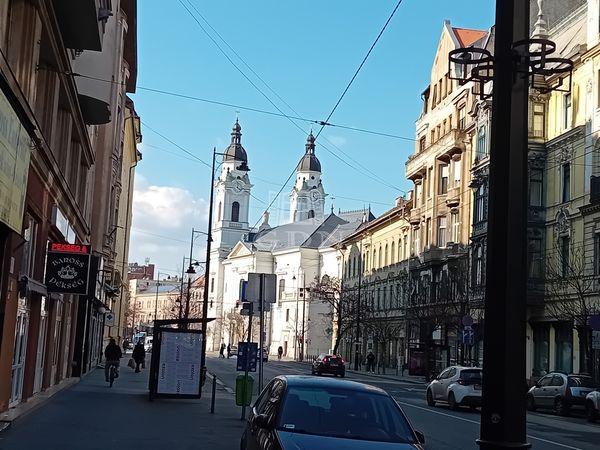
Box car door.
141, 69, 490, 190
246, 381, 274, 450
440, 367, 458, 401
432, 368, 452, 399
550, 375, 565, 404
533, 375, 553, 407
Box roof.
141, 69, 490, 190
319, 221, 364, 249
452, 27, 487, 47
338, 208, 376, 223
248, 213, 349, 252
277, 375, 388, 394
297, 133, 321, 172
191, 274, 205, 289
224, 120, 248, 164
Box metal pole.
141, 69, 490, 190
154, 277, 159, 324
179, 256, 185, 321
354, 240, 363, 371
295, 277, 299, 361
301, 273, 306, 361
202, 148, 217, 388
259, 274, 264, 392
184, 228, 195, 325
241, 302, 253, 420
210, 374, 217, 414
477, 1, 530, 449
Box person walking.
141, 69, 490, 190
219, 343, 226, 358
366, 351, 375, 374
104, 338, 122, 382
132, 340, 146, 373
277, 346, 283, 361
122, 339, 129, 354
227, 343, 231, 359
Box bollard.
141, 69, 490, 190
210, 374, 216, 414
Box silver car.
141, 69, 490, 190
527, 372, 597, 416
426, 366, 482, 410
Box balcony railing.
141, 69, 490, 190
446, 186, 461, 207
406, 129, 467, 179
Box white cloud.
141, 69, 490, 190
128, 178, 209, 275
326, 135, 347, 148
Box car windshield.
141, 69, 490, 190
277, 385, 417, 444
568, 376, 596, 388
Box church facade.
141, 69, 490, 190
205, 122, 372, 357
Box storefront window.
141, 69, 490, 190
532, 324, 549, 377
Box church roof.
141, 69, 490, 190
247, 213, 348, 252
224, 120, 248, 165
297, 132, 321, 172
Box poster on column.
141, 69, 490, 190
156, 331, 203, 395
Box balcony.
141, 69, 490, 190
406, 128, 467, 179
53, 0, 107, 51
446, 186, 461, 207
409, 207, 422, 226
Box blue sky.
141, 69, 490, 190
129, 0, 495, 276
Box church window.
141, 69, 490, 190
231, 201, 240, 222
308, 210, 315, 219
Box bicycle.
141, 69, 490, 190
107, 363, 119, 387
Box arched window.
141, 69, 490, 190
477, 126, 487, 158
398, 239, 402, 261
353, 257, 357, 277
373, 249, 377, 269
378, 246, 382, 267
308, 210, 315, 219
390, 242, 395, 264
365, 252, 369, 270
231, 201, 240, 222
217, 202, 222, 221
278, 278, 285, 299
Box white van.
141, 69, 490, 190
144, 337, 153, 352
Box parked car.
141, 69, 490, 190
426, 366, 482, 410
527, 372, 597, 416
258, 347, 268, 362
229, 345, 238, 357
144, 337, 153, 352
585, 390, 600, 422
311, 354, 345, 377
241, 375, 425, 449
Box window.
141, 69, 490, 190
390, 242, 395, 264
217, 202, 222, 221
442, 119, 447, 135
451, 212, 460, 243
427, 167, 432, 198
528, 237, 542, 279
377, 288, 381, 309
432, 84, 438, 108
474, 185, 486, 223
419, 136, 426, 152
308, 210, 315, 219
430, 129, 435, 144
279, 279, 285, 300
231, 201, 240, 222
563, 93, 572, 129
413, 228, 420, 255
474, 245, 484, 285
562, 163, 570, 203
439, 164, 449, 194
384, 244, 389, 266
594, 233, 600, 276
425, 218, 431, 247
560, 236, 570, 277
353, 257, 357, 277
378, 246, 382, 267
397, 239, 402, 261
437, 216, 447, 247
210, 278, 215, 293
476, 126, 487, 158
373, 249, 377, 269
458, 106, 466, 129
286, 309, 290, 322
529, 168, 543, 207
532, 103, 545, 138
453, 158, 461, 186
21, 215, 37, 278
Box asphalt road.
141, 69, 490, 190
206, 356, 600, 450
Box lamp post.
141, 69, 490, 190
179, 256, 204, 320
354, 239, 363, 371
154, 271, 171, 328
184, 228, 208, 327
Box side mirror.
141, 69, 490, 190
253, 414, 271, 429
415, 430, 425, 444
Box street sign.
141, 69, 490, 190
462, 327, 474, 346
236, 342, 258, 372
592, 331, 600, 350
104, 312, 115, 327
247, 273, 277, 303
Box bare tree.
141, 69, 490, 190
545, 242, 600, 375
310, 275, 360, 354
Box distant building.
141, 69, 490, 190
128, 263, 156, 280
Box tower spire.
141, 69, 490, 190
532, 0, 547, 39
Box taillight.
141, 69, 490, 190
323, 356, 329, 363
457, 379, 466, 385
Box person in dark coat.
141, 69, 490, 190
104, 338, 122, 382
366, 351, 376, 374
227, 343, 231, 358
132, 340, 146, 373
122, 339, 130, 353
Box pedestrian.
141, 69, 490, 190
104, 338, 122, 382
132, 340, 146, 373
366, 351, 375, 374
277, 346, 283, 361
227, 343, 231, 359
219, 343, 226, 358
122, 339, 129, 353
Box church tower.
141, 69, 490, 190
290, 132, 326, 222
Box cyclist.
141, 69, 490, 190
104, 338, 122, 382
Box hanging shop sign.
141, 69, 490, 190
45, 242, 91, 295
0, 88, 33, 233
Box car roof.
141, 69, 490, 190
275, 375, 388, 395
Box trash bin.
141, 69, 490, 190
235, 374, 254, 406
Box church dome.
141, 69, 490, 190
297, 132, 321, 172
224, 120, 248, 164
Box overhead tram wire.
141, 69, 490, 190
178, 0, 406, 196
314, 0, 404, 140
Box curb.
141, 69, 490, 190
346, 370, 427, 385
206, 371, 234, 394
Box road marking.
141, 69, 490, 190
398, 402, 584, 450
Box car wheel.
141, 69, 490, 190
448, 392, 459, 411
554, 397, 569, 416
586, 401, 598, 423
526, 395, 536, 412
426, 389, 436, 407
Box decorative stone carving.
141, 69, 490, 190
554, 208, 570, 237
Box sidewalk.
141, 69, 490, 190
0, 361, 246, 450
